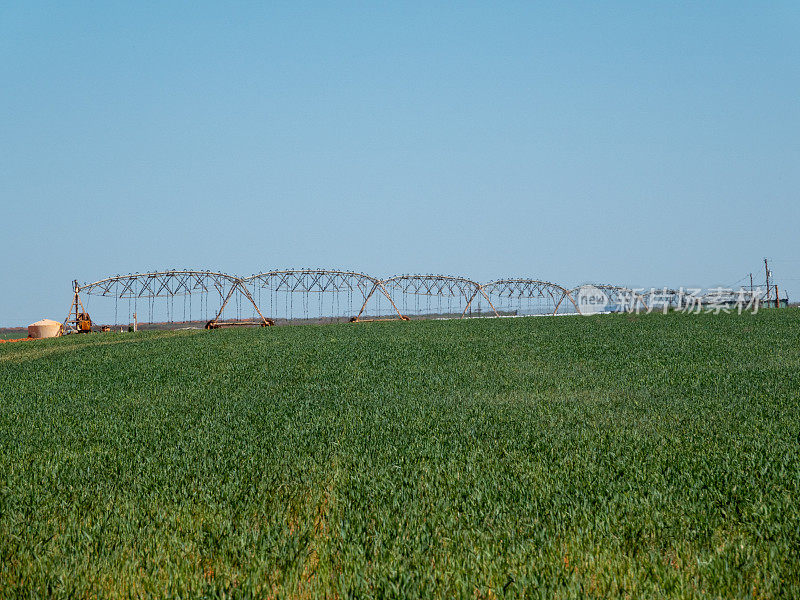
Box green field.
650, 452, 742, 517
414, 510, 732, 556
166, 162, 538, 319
1, 311, 799, 598
0, 330, 28, 341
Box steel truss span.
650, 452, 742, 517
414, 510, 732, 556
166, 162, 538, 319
75, 270, 270, 329
482, 279, 579, 316
379, 275, 497, 319
69, 269, 653, 329
244, 270, 404, 323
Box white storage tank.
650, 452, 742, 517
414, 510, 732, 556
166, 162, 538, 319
28, 319, 62, 339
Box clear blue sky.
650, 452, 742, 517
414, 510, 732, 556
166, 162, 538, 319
2, 2, 798, 326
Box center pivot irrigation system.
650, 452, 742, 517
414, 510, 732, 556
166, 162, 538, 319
64, 268, 630, 332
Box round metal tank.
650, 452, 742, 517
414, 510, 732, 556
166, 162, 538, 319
28, 319, 62, 339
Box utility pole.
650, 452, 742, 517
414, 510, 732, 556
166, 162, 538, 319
764, 258, 771, 303
749, 273, 753, 293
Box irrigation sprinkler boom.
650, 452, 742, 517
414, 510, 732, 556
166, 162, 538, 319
68, 268, 771, 330
69, 270, 271, 331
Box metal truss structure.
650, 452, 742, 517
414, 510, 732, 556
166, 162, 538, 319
68, 269, 677, 330
70, 270, 270, 330
78, 270, 241, 299
379, 275, 497, 318
481, 279, 579, 316
244, 270, 405, 322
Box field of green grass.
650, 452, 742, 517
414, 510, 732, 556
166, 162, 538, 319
0, 329, 28, 341
1, 311, 799, 598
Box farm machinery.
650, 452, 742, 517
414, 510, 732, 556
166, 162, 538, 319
63, 280, 93, 333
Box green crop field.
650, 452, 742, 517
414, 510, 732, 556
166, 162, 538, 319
0, 330, 28, 341
1, 311, 799, 598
